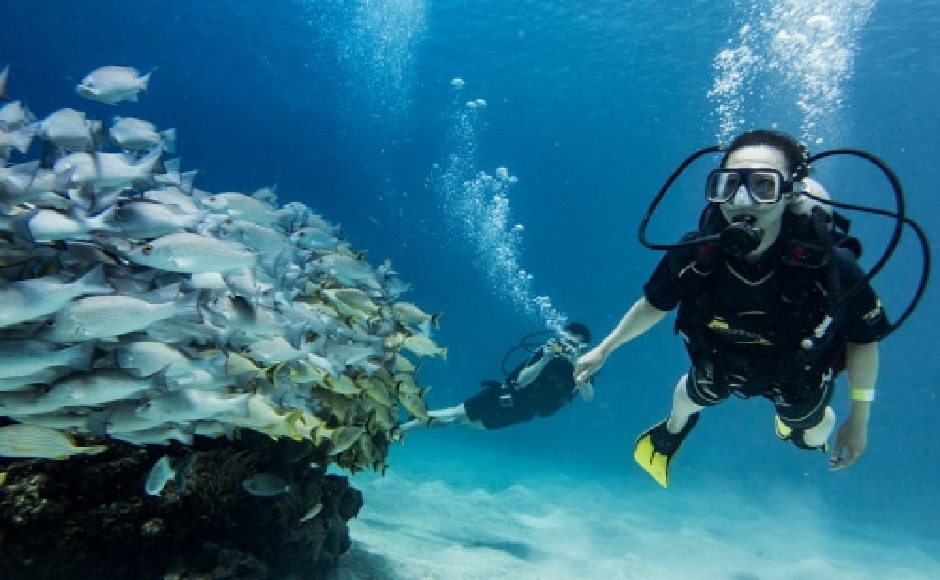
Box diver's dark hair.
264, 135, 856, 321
721, 129, 809, 180
564, 322, 591, 344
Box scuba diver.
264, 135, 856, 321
396, 323, 593, 435
575, 128, 930, 488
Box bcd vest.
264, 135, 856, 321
674, 204, 857, 392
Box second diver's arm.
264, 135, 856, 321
574, 297, 668, 383
516, 348, 554, 388
829, 341, 879, 470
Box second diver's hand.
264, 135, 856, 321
574, 347, 606, 384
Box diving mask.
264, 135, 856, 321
706, 168, 791, 205
549, 335, 584, 357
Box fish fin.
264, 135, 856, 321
161, 128, 177, 154
0, 64, 9, 100
64, 341, 96, 372
141, 282, 181, 304
140, 67, 157, 91
418, 319, 432, 337
76, 263, 114, 295
86, 406, 117, 436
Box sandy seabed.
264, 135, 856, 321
329, 437, 940, 580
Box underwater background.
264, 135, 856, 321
3, 0, 938, 577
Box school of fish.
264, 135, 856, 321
0, 65, 445, 472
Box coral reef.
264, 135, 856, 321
0, 429, 362, 579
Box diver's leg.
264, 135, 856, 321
397, 403, 484, 436
802, 406, 836, 448
666, 373, 706, 434
428, 403, 484, 428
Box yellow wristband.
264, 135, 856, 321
850, 388, 876, 402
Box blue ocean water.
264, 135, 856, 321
3, 0, 939, 573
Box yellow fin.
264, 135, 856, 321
634, 433, 670, 488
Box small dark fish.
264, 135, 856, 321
241, 472, 291, 497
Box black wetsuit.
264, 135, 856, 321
463, 349, 580, 430
644, 231, 889, 430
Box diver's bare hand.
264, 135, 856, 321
829, 416, 868, 471
574, 347, 606, 384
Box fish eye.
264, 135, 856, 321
43, 319, 55, 327
141, 244, 153, 255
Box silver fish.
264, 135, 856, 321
0, 341, 94, 378
122, 232, 258, 274
216, 219, 288, 252
0, 164, 74, 209
201, 294, 289, 338
113, 198, 203, 239
234, 336, 307, 366
0, 123, 34, 157
109, 116, 176, 153
0, 368, 62, 393
41, 291, 198, 342
0, 100, 34, 129
9, 206, 117, 243
0, 265, 113, 327
38, 108, 97, 151
112, 424, 193, 447
50, 147, 162, 193
114, 340, 191, 378
142, 186, 200, 214
199, 191, 285, 225
76, 66, 153, 105
36, 369, 162, 411
0, 161, 41, 203
93, 148, 162, 190
308, 253, 381, 290
88, 402, 166, 435
289, 226, 341, 251
135, 389, 251, 423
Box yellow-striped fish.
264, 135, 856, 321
0, 424, 107, 459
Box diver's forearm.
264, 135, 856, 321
516, 352, 552, 387
844, 342, 878, 424
596, 297, 667, 358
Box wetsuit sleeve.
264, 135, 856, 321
836, 248, 889, 342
